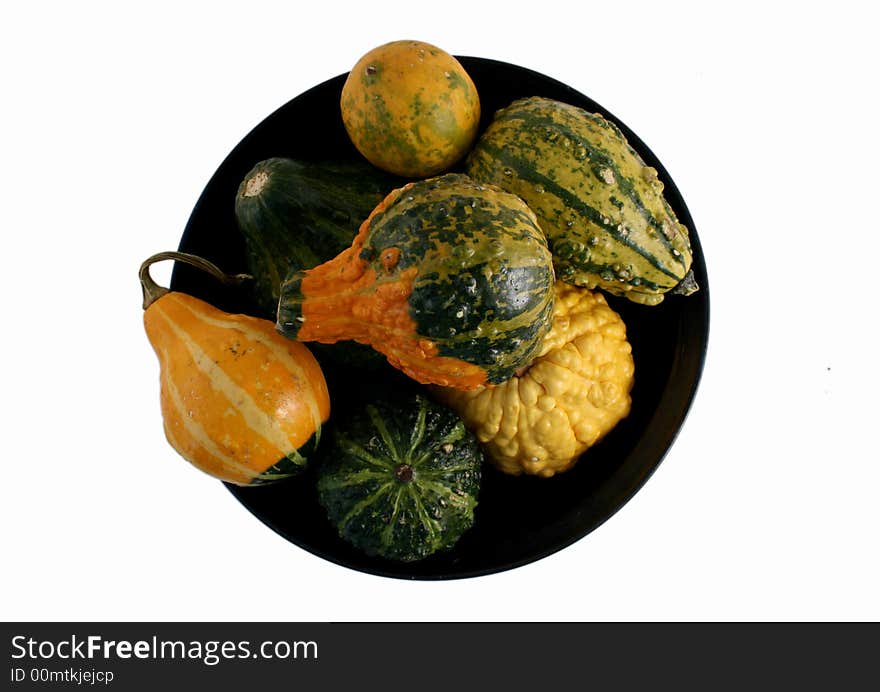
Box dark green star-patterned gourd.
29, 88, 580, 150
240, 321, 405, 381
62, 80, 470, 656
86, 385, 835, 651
316, 393, 482, 562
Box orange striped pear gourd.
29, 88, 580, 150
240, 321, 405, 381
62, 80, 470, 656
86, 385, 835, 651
140, 252, 330, 486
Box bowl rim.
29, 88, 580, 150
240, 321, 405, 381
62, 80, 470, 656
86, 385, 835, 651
174, 55, 710, 581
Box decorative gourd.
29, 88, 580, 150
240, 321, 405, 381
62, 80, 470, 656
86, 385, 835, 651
316, 392, 482, 562
340, 40, 481, 177
432, 281, 634, 477
465, 96, 697, 306
234, 157, 400, 373
234, 157, 400, 317
276, 173, 556, 390
141, 252, 330, 486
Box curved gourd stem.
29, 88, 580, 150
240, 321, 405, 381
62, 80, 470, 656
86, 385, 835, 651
139, 251, 251, 310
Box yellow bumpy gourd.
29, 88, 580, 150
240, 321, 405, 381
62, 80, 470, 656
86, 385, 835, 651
432, 282, 634, 477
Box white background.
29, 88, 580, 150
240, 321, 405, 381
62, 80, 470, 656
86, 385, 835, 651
2, 1, 878, 622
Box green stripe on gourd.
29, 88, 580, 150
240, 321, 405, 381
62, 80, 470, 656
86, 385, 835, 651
248, 430, 320, 486
465, 96, 696, 305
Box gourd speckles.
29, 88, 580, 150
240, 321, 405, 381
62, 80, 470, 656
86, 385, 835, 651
277, 173, 556, 390
465, 96, 697, 305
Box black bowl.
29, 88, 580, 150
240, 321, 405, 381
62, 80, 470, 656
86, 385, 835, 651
170, 57, 710, 580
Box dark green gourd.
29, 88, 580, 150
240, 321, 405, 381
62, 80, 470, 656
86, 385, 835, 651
316, 392, 482, 562
235, 157, 401, 371
465, 96, 697, 306
234, 157, 401, 316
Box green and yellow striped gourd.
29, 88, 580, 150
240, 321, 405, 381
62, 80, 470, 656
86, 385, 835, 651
465, 96, 697, 306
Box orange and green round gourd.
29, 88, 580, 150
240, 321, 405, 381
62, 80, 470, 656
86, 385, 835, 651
340, 40, 481, 177
141, 252, 330, 486
276, 173, 556, 390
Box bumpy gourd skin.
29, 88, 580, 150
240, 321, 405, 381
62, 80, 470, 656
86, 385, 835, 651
432, 282, 634, 477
